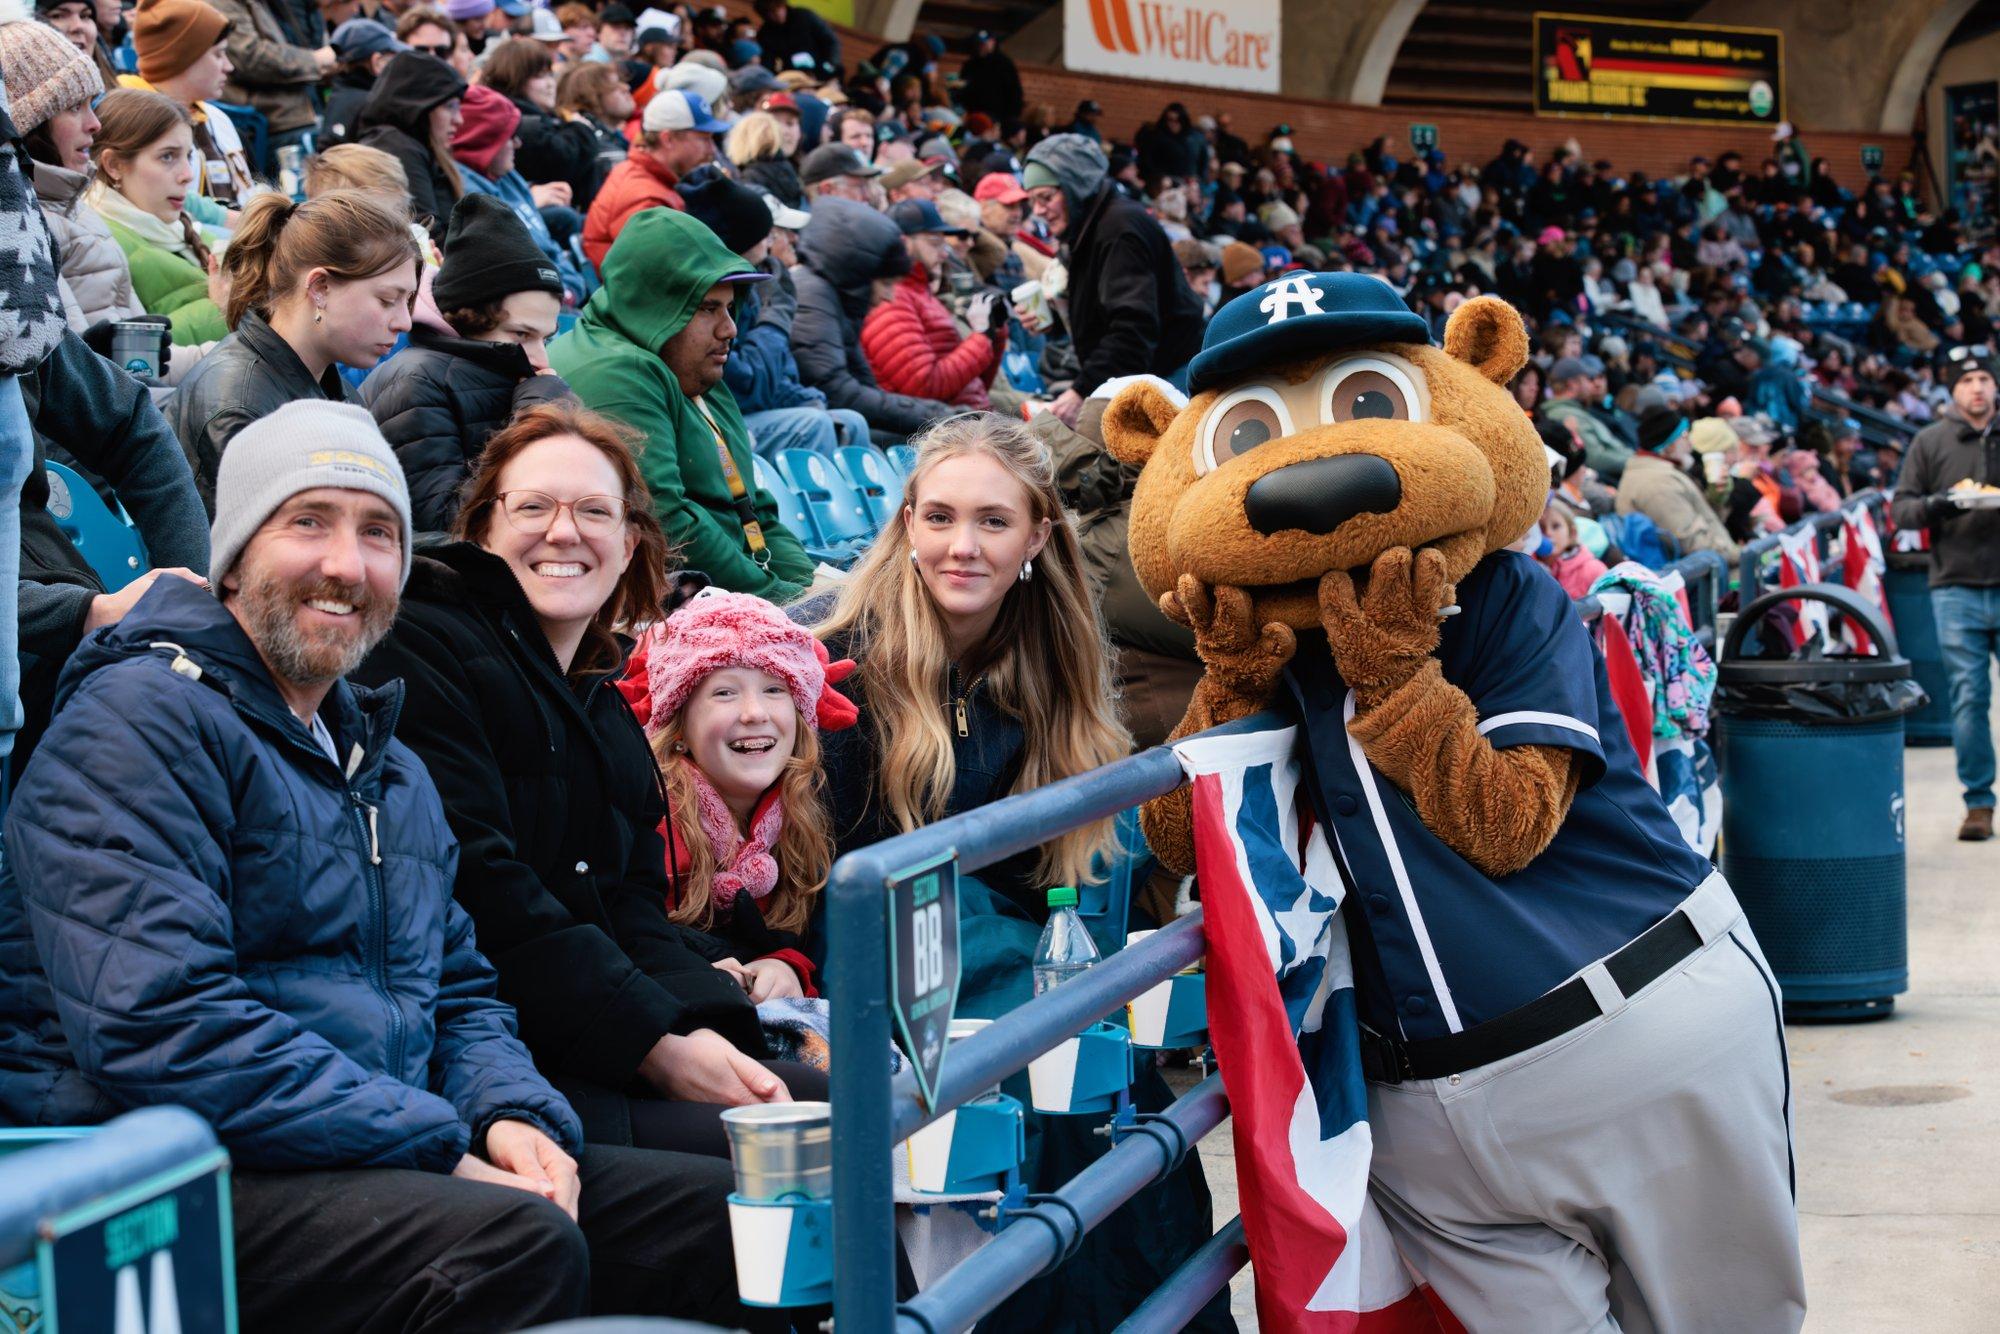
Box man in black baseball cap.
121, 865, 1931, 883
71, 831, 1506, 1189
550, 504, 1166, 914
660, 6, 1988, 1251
1891, 342, 2000, 840
800, 142, 881, 204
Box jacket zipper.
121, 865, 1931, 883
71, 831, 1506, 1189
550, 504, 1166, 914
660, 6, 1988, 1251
950, 666, 981, 738
350, 791, 402, 1076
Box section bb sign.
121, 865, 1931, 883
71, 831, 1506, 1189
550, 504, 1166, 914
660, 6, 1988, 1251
1065, 0, 1279, 94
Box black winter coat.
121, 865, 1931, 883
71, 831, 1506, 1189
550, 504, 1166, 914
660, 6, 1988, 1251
739, 155, 805, 211
319, 69, 373, 144
359, 326, 574, 532
791, 196, 952, 436
169, 310, 358, 513
354, 52, 468, 239
509, 95, 596, 208
1061, 185, 1204, 395
353, 544, 764, 1126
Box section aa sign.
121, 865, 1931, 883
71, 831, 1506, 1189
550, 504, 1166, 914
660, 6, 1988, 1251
1065, 0, 1279, 94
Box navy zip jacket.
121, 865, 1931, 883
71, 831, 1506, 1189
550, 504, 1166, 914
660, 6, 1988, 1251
0, 578, 580, 1168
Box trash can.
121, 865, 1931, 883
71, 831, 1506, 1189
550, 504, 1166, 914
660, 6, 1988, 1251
1715, 583, 1923, 1022
1882, 552, 1954, 746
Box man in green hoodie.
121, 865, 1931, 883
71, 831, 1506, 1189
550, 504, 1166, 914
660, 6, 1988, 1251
552, 207, 815, 601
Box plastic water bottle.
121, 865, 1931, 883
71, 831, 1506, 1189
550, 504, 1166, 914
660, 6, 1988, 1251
1033, 886, 1100, 997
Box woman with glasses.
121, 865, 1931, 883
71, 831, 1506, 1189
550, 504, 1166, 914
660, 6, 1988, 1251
357, 400, 828, 1156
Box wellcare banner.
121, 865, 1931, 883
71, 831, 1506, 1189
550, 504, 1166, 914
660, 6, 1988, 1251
1064, 0, 1280, 94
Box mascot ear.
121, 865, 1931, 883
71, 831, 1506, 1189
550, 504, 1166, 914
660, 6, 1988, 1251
1443, 295, 1530, 386
1102, 378, 1186, 468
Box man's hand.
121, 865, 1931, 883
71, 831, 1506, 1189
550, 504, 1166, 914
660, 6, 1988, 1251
87, 568, 209, 632
1318, 547, 1452, 691
313, 45, 338, 73
531, 181, 573, 210
1162, 575, 1296, 701
742, 957, 804, 1002
1048, 387, 1084, 426
640, 1028, 791, 1106
480, 1119, 580, 1219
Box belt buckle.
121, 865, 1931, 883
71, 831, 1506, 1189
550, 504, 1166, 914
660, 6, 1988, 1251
1359, 1025, 1414, 1084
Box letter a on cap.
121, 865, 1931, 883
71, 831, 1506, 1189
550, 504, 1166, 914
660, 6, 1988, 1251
1259, 274, 1325, 324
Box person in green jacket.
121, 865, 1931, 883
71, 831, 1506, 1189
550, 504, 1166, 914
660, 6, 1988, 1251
85, 88, 230, 345
551, 206, 814, 601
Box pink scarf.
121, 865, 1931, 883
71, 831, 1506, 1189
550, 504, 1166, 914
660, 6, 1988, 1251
681, 760, 783, 910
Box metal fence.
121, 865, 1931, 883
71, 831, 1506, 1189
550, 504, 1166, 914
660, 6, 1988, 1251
1736, 488, 1891, 597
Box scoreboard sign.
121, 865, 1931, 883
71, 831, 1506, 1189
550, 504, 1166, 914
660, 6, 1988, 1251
1534, 13, 1783, 126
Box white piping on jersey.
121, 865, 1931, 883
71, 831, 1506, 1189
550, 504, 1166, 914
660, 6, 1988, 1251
1476, 710, 1601, 743
1343, 689, 1465, 1034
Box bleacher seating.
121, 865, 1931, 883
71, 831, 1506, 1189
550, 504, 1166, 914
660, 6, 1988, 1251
835, 443, 901, 528
778, 448, 877, 548
45, 462, 148, 593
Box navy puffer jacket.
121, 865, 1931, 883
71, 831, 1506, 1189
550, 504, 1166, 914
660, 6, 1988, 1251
0, 578, 580, 1169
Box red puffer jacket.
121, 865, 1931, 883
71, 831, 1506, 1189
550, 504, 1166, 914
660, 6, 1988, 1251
859, 266, 1002, 410
581, 145, 683, 270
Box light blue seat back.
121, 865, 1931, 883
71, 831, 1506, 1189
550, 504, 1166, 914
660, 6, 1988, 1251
45, 461, 148, 593
835, 444, 901, 528
777, 448, 874, 545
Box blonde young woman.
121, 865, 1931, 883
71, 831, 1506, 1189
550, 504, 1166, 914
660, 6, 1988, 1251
799, 411, 1129, 927
725, 109, 803, 210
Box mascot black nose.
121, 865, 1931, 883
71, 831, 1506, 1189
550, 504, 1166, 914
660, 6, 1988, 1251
1243, 454, 1402, 536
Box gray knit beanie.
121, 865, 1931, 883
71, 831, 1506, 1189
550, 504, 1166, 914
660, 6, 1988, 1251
210, 401, 414, 590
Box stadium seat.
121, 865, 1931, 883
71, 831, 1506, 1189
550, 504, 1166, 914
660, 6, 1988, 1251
44, 461, 148, 593
834, 444, 901, 528
886, 444, 918, 480
777, 448, 875, 547
750, 452, 820, 545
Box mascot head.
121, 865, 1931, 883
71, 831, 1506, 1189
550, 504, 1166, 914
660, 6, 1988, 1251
1103, 273, 1546, 629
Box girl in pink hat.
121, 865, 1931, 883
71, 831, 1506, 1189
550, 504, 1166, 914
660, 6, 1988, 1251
624, 586, 857, 1000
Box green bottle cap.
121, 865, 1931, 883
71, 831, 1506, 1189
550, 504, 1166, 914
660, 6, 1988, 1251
1047, 886, 1078, 909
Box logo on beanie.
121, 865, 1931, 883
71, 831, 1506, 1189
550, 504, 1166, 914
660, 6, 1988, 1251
310, 449, 404, 493
538, 268, 560, 285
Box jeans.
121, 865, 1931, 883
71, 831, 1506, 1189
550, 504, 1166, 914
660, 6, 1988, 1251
1932, 585, 2000, 810
743, 405, 872, 464
0, 376, 33, 766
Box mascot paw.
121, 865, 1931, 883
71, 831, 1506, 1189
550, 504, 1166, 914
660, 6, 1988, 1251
1163, 574, 1297, 699
1318, 547, 1453, 690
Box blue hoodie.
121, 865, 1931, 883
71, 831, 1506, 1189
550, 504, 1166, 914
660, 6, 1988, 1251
0, 578, 580, 1168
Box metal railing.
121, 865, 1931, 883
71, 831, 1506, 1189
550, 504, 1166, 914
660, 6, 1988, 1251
827, 716, 1280, 1332
1736, 488, 1890, 597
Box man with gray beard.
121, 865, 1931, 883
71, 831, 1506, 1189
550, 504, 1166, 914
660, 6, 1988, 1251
0, 400, 769, 1330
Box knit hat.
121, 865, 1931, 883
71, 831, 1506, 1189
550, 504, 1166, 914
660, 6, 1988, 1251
449, 83, 520, 178
1943, 345, 1996, 389
210, 402, 414, 589
433, 194, 563, 312
1688, 417, 1736, 456
643, 589, 857, 735
683, 172, 776, 256
1636, 405, 1688, 454
0, 17, 102, 134
132, 0, 233, 83
1219, 241, 1264, 287
441, 0, 493, 20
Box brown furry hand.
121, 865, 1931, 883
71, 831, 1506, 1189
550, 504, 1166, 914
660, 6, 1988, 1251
1162, 575, 1297, 701
1318, 547, 1453, 691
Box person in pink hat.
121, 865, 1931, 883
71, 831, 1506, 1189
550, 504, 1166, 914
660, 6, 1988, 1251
623, 585, 858, 1000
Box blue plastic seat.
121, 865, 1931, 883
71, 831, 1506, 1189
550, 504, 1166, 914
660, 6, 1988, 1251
777, 448, 875, 546
750, 452, 821, 546
834, 444, 901, 528
886, 444, 918, 481
45, 461, 148, 592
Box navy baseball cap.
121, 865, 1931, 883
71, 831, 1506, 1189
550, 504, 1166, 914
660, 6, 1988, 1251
331, 17, 407, 60
1187, 271, 1432, 393
887, 199, 966, 237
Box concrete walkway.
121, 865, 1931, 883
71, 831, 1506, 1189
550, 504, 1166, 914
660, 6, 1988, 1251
1192, 698, 2000, 1331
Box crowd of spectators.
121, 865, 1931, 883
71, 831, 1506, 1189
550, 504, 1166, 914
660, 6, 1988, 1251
0, 0, 1995, 1324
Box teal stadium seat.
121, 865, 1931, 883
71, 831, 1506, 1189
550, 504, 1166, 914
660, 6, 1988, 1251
45, 461, 148, 593
886, 444, 918, 480
777, 448, 875, 546
751, 452, 821, 545
835, 444, 902, 528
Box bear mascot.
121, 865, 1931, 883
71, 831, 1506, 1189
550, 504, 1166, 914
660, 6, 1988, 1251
1102, 273, 1805, 1332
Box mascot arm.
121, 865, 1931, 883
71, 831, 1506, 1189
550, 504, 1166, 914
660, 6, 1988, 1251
1347, 661, 1583, 876
1139, 577, 1296, 877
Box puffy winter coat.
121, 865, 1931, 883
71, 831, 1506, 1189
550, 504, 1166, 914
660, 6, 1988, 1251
355, 53, 470, 240
360, 325, 574, 532
791, 197, 953, 436
581, 145, 684, 271
722, 263, 825, 415
353, 544, 764, 1131
1614, 452, 1740, 562
738, 154, 805, 211
171, 310, 360, 513
1058, 183, 1205, 395
35, 162, 135, 332
0, 578, 581, 1168
860, 265, 999, 410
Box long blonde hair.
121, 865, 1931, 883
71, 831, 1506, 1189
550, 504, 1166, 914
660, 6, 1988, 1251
725, 111, 785, 166
809, 414, 1129, 888
651, 709, 833, 936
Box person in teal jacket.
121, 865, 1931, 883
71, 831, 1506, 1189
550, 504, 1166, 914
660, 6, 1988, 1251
550, 206, 814, 601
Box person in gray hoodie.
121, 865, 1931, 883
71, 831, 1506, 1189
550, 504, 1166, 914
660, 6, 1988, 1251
788, 193, 954, 440
1019, 133, 1204, 426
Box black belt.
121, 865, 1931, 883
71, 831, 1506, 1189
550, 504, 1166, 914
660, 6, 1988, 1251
1360, 908, 1707, 1084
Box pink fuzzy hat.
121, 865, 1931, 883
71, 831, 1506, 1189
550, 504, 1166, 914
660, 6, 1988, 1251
639, 590, 857, 735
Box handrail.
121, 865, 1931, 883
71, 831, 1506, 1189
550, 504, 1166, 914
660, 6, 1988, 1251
828, 713, 1283, 1332
1736, 489, 1889, 596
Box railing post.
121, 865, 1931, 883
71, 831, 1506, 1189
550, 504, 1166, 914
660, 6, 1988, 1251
828, 851, 897, 1330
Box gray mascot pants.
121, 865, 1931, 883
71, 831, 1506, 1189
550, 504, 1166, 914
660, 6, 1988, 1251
1365, 873, 1806, 1332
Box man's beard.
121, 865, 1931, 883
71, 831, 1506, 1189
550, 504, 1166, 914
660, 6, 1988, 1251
236, 567, 397, 691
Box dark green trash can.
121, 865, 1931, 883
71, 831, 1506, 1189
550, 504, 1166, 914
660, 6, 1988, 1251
1716, 583, 1918, 1022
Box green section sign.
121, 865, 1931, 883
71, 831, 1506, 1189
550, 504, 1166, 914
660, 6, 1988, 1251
888, 850, 961, 1112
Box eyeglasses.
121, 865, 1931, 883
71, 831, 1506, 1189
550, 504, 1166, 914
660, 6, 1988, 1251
497, 491, 628, 536
410, 42, 452, 58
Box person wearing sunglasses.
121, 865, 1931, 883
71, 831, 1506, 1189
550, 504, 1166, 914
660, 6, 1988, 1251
355, 399, 828, 1160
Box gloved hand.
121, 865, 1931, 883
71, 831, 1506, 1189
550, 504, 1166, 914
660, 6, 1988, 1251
965, 290, 1000, 335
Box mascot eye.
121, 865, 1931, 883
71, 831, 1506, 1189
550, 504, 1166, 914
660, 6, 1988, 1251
1318, 357, 1425, 426
1195, 386, 1294, 475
